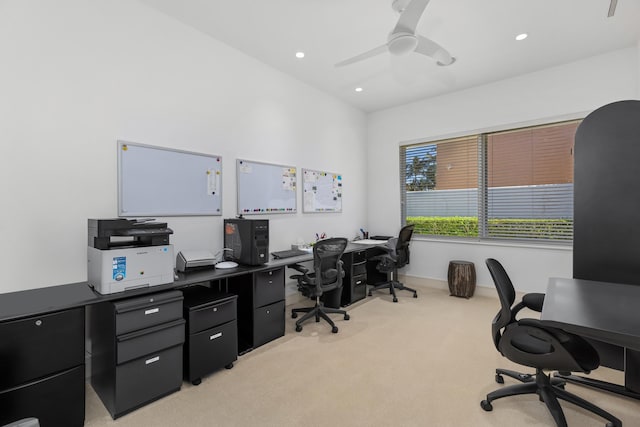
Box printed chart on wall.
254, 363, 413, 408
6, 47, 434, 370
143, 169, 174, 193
237, 159, 297, 214
118, 141, 222, 216
302, 169, 343, 213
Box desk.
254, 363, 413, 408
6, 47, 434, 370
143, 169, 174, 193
0, 241, 387, 424
541, 277, 640, 399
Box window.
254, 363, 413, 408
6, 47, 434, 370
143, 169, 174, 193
401, 120, 579, 243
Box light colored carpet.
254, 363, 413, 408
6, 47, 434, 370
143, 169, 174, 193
84, 281, 640, 426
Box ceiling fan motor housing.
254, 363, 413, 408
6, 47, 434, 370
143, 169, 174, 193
388, 32, 418, 55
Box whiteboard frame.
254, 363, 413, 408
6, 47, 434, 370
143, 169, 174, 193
302, 168, 343, 213
117, 140, 223, 217
236, 158, 297, 215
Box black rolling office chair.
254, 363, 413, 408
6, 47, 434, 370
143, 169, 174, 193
368, 224, 417, 302
481, 258, 621, 427
289, 237, 349, 334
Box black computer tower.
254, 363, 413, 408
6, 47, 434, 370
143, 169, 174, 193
224, 219, 269, 265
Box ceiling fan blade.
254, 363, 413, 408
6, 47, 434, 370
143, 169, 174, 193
393, 0, 432, 34
415, 34, 455, 66
335, 44, 388, 67
608, 0, 617, 17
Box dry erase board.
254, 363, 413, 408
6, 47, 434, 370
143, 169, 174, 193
302, 169, 343, 213
237, 159, 296, 214
118, 141, 222, 216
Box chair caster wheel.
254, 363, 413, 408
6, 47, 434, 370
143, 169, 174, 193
344, 314, 350, 320
413, 293, 417, 298
192, 378, 202, 386
291, 312, 297, 319
332, 326, 338, 333
225, 363, 234, 369
295, 325, 302, 332
495, 374, 504, 384
480, 400, 493, 411
393, 297, 398, 303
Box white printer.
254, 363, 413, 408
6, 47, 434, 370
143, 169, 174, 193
87, 218, 174, 295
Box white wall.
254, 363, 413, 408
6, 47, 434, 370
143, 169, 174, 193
367, 47, 640, 294
0, 0, 367, 293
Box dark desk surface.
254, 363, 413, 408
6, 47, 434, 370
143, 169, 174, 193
0, 242, 386, 323
541, 277, 640, 351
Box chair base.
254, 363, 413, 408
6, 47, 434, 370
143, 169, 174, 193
368, 280, 417, 303
291, 298, 349, 333
481, 368, 621, 427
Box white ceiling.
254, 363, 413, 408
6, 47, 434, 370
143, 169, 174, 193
141, 0, 640, 113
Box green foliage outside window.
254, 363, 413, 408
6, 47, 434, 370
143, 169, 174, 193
407, 217, 573, 240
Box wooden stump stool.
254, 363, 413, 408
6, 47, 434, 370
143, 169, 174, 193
448, 260, 476, 298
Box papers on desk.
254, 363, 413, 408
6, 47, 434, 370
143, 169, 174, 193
352, 239, 386, 245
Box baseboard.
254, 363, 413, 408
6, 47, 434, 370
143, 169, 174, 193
400, 275, 498, 299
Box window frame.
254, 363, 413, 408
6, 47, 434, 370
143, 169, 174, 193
400, 115, 584, 245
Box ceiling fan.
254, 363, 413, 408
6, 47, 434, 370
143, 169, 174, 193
335, 0, 455, 68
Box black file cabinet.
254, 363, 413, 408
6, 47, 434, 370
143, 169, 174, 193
228, 267, 285, 354
0, 307, 85, 427
340, 250, 368, 306
182, 286, 238, 385
89, 290, 185, 419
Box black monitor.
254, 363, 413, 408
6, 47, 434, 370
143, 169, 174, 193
223, 218, 269, 266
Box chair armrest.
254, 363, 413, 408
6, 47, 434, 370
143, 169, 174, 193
522, 292, 545, 312
288, 263, 309, 275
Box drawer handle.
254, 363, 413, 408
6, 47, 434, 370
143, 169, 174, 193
268, 280, 273, 284
212, 307, 218, 312
266, 310, 270, 314
144, 308, 159, 315
145, 356, 160, 365
355, 280, 362, 285
210, 332, 223, 340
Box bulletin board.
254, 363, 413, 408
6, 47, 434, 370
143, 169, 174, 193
236, 159, 297, 214
302, 168, 343, 213
117, 141, 222, 216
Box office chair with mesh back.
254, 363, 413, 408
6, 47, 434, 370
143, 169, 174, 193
481, 258, 621, 427
289, 237, 349, 333
368, 225, 417, 302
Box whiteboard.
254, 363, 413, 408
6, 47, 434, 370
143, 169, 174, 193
237, 159, 297, 215
118, 141, 222, 216
302, 168, 343, 213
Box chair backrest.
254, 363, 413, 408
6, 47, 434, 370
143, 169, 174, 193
485, 258, 518, 351
312, 237, 348, 290
394, 224, 415, 268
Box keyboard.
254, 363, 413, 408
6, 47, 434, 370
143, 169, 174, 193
271, 249, 308, 259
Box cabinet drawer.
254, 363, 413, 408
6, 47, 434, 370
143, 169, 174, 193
352, 273, 367, 288
186, 294, 237, 334
254, 268, 284, 308
0, 307, 84, 389
185, 320, 237, 382
114, 345, 182, 418
117, 319, 185, 364
0, 365, 85, 427
253, 300, 285, 348
352, 261, 367, 276
353, 250, 366, 264
114, 290, 183, 335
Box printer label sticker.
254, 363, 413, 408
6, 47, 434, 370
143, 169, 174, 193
113, 256, 126, 281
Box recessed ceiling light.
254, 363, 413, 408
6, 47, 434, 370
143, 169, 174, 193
295, 52, 305, 59
515, 33, 528, 41
355, 87, 363, 92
